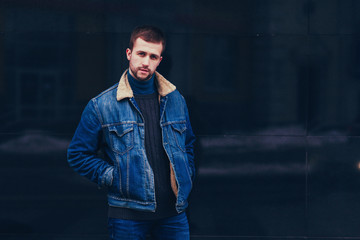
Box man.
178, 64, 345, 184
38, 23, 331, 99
67, 25, 195, 239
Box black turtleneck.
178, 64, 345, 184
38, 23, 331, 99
127, 70, 156, 95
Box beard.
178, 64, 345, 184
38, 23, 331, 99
130, 66, 153, 81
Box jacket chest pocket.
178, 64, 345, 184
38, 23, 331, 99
170, 122, 186, 152
108, 124, 134, 155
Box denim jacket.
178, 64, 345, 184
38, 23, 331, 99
67, 70, 196, 213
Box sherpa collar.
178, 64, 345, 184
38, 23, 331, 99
116, 69, 176, 101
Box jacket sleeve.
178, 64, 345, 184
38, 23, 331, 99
67, 99, 114, 187
184, 99, 196, 181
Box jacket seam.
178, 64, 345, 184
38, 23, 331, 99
102, 121, 138, 128
108, 195, 155, 205
162, 120, 186, 127
92, 98, 104, 126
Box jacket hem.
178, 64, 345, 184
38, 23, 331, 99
108, 195, 156, 212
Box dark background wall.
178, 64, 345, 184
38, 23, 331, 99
1, 0, 360, 239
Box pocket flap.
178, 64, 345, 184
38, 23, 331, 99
171, 123, 187, 134
108, 124, 134, 138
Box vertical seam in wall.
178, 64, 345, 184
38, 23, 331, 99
305, 146, 309, 238
307, 0, 311, 36
305, 0, 311, 237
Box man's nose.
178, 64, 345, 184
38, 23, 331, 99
142, 56, 150, 66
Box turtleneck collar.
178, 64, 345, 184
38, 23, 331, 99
127, 70, 156, 95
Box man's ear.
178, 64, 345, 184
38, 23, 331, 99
126, 48, 131, 61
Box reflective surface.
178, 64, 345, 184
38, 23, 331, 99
308, 136, 360, 237
1, 0, 360, 239
190, 136, 306, 236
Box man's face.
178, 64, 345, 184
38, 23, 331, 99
126, 37, 163, 81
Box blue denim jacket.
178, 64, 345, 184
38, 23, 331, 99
67, 70, 196, 213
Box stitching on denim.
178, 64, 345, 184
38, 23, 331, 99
102, 167, 113, 186
170, 125, 186, 153
160, 96, 167, 123
92, 99, 104, 126
102, 121, 137, 128
108, 127, 134, 155
172, 124, 187, 134
108, 195, 155, 205
115, 155, 123, 196
126, 150, 130, 198
142, 149, 153, 204
162, 120, 186, 127
166, 128, 179, 193
108, 125, 134, 138
183, 156, 193, 188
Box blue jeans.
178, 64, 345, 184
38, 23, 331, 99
108, 212, 190, 240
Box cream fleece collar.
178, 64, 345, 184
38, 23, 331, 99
116, 69, 176, 101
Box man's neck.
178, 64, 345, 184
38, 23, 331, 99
127, 70, 156, 95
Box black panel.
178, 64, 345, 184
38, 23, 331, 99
308, 136, 360, 237
308, 36, 360, 136
189, 35, 308, 135
309, 0, 360, 35
189, 135, 306, 236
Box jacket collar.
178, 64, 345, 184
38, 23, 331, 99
116, 69, 176, 101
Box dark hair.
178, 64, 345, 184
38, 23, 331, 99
129, 25, 166, 53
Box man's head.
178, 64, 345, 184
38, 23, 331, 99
129, 25, 166, 53
126, 25, 166, 81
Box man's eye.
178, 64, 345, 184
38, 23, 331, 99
138, 52, 145, 56
151, 55, 158, 60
